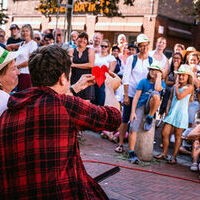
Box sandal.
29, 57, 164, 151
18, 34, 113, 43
168, 156, 177, 164
154, 153, 167, 160
115, 144, 123, 153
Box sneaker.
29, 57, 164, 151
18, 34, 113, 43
129, 151, 139, 164
190, 163, 198, 171
144, 116, 153, 131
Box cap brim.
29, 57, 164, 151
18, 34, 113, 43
174, 71, 193, 77
148, 66, 162, 72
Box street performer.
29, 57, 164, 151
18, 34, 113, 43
0, 45, 121, 199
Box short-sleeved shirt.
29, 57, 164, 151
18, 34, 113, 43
7, 37, 23, 45
149, 50, 168, 70
94, 53, 116, 69
15, 40, 38, 74
122, 55, 151, 97
136, 78, 166, 108
0, 90, 10, 116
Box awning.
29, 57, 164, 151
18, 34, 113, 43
167, 26, 192, 39
11, 21, 41, 29
48, 21, 85, 30
168, 26, 192, 35
95, 22, 142, 32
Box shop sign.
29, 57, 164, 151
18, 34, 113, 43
37, 0, 110, 15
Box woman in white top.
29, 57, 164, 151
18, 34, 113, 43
0, 47, 20, 116
94, 39, 116, 106
7, 24, 38, 91
149, 37, 169, 78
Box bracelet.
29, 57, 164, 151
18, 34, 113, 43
69, 86, 77, 96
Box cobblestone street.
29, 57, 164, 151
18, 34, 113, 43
81, 131, 200, 200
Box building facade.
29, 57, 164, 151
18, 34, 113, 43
2, 0, 200, 51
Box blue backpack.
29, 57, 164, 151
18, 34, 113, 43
132, 54, 153, 70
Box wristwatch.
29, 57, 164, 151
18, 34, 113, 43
69, 86, 77, 96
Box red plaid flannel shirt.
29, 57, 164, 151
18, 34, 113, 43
0, 87, 121, 200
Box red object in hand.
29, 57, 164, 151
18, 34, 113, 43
92, 65, 109, 87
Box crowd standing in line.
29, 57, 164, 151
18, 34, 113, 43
1, 23, 200, 198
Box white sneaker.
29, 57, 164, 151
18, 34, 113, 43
190, 163, 198, 171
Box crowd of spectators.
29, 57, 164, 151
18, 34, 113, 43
1, 23, 200, 197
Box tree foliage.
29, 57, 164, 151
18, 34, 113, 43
0, 9, 9, 25
36, 0, 135, 17
176, 0, 200, 21
190, 0, 200, 20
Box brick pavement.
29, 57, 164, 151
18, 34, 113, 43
80, 131, 200, 200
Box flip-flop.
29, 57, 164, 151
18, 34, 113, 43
154, 154, 168, 160
167, 156, 177, 164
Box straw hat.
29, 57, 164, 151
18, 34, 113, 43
136, 34, 149, 44
174, 64, 193, 77
0, 47, 19, 71
148, 62, 163, 76
181, 46, 196, 58
148, 64, 162, 72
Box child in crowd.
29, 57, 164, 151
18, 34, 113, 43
128, 64, 165, 163
179, 111, 200, 173
155, 64, 194, 164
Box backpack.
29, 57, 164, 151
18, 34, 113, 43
132, 54, 153, 70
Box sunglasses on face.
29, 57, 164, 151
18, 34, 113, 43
101, 45, 108, 48
34, 37, 40, 41
57, 34, 61, 36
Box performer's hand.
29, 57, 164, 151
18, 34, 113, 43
105, 72, 121, 91
72, 74, 95, 93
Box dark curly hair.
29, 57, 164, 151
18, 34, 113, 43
28, 45, 71, 87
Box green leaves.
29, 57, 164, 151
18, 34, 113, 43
0, 9, 9, 25
35, 0, 135, 17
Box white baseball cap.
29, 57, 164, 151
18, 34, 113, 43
0, 47, 19, 71
136, 34, 149, 44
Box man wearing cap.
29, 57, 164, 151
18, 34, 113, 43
7, 24, 23, 45
115, 34, 153, 155
128, 43, 138, 56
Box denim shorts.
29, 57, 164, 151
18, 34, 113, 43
122, 97, 133, 123
129, 91, 160, 132
188, 101, 200, 124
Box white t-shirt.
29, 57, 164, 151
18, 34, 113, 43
94, 54, 116, 69
16, 40, 38, 74
122, 55, 150, 97
0, 90, 10, 116
149, 50, 168, 69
